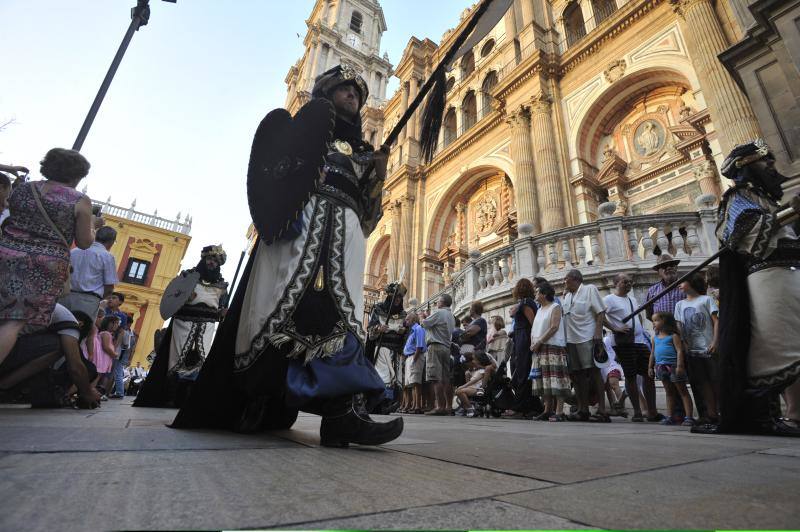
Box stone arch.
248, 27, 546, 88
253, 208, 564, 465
573, 67, 696, 165
426, 165, 513, 254
365, 234, 391, 289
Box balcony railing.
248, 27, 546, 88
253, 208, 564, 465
93, 200, 192, 235
412, 200, 720, 316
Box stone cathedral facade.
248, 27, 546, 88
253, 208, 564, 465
363, 0, 800, 315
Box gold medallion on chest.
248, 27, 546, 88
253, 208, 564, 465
333, 139, 353, 156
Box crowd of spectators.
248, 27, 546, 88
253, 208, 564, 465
0, 150, 141, 409
384, 252, 724, 427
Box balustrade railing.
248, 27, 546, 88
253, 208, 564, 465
94, 201, 192, 235
412, 203, 719, 316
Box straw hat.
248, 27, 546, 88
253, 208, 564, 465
652, 253, 680, 271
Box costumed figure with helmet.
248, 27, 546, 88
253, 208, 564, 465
364, 279, 408, 414
171, 65, 403, 447
133, 245, 228, 408
693, 139, 800, 436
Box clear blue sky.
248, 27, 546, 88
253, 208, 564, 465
0, 0, 471, 279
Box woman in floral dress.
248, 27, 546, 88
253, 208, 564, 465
0, 148, 96, 366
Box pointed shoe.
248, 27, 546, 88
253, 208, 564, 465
320, 407, 404, 447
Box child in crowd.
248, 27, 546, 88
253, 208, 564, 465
648, 312, 694, 426
455, 353, 486, 418
486, 316, 509, 364
675, 272, 719, 422
705, 264, 720, 308
96, 315, 120, 400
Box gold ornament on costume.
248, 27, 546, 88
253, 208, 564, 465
314, 266, 325, 291
333, 139, 353, 156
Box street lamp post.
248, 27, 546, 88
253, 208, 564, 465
72, 0, 176, 151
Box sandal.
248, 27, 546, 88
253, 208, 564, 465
589, 413, 612, 423
567, 411, 590, 422
631, 413, 644, 422
647, 413, 666, 423
549, 414, 566, 422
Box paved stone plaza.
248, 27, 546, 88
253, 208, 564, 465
1, 398, 799, 531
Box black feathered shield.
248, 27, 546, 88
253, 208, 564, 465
247, 98, 336, 245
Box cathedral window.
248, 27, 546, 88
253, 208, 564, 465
592, 0, 617, 25
443, 108, 457, 147
350, 11, 363, 34
480, 39, 495, 58
564, 1, 586, 48
460, 51, 475, 79
481, 71, 498, 117
462, 91, 477, 131
446, 77, 456, 92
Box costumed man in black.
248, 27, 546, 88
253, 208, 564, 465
134, 245, 228, 408
693, 139, 800, 436
172, 65, 403, 447
365, 281, 408, 413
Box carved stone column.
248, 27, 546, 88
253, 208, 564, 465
672, 0, 761, 153
398, 194, 416, 282
506, 105, 541, 233
454, 202, 466, 270
408, 78, 419, 141
693, 159, 722, 197
399, 81, 410, 143
529, 94, 566, 232
387, 201, 402, 281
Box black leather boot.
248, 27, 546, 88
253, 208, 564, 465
320, 396, 403, 447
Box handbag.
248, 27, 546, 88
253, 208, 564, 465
613, 297, 636, 346
29, 183, 72, 297
285, 332, 385, 408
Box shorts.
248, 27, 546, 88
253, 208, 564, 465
688, 354, 717, 383
655, 363, 689, 384
613, 343, 650, 378
58, 292, 101, 321
404, 353, 425, 386
566, 340, 595, 372
425, 343, 450, 383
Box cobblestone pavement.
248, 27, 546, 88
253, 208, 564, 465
1, 398, 798, 530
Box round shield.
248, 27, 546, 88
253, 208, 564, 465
247, 98, 335, 245
160, 270, 201, 320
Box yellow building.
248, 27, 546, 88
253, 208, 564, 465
92, 199, 191, 367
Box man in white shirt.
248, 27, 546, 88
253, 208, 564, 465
60, 226, 118, 320
603, 273, 661, 422
562, 269, 608, 421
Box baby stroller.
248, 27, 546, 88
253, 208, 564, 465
471, 359, 516, 418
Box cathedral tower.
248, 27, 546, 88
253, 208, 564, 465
285, 0, 393, 145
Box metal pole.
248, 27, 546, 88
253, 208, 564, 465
72, 2, 151, 151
